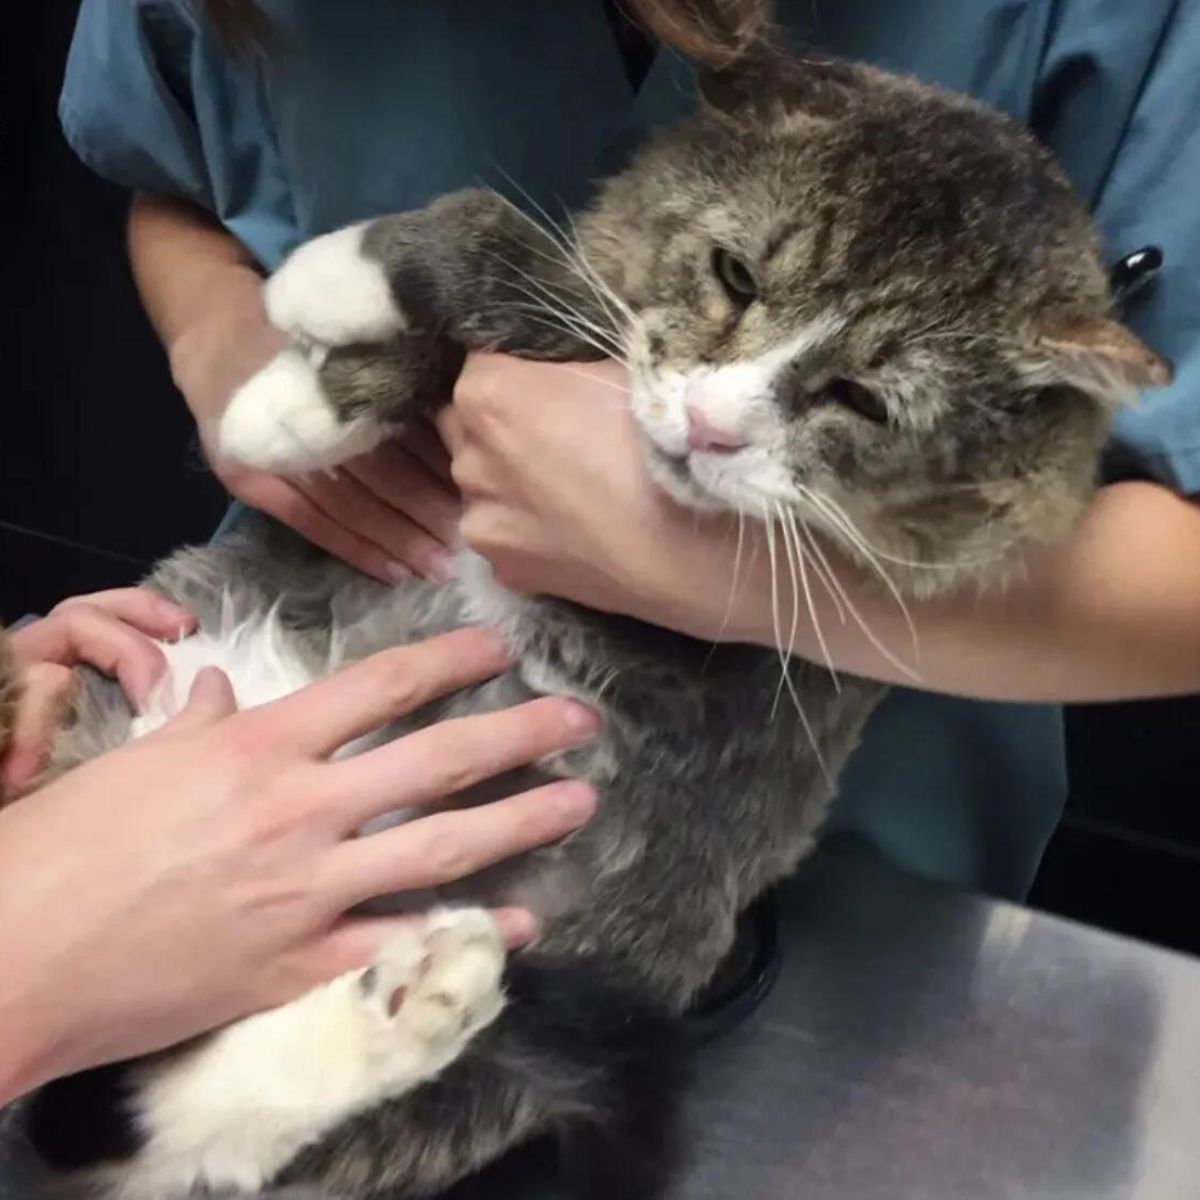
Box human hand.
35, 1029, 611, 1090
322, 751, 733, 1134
0, 628, 598, 1101
170, 293, 459, 583
2, 589, 196, 797
438, 354, 754, 639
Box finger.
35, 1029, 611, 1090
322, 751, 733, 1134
446, 445, 502, 502
328, 779, 597, 904
244, 628, 513, 758
232, 471, 402, 583
50, 589, 195, 641
345, 441, 462, 547
1, 663, 75, 795
403, 420, 456, 485
10, 607, 169, 708
322, 695, 601, 829
295, 905, 534, 988
163, 667, 238, 733
435, 406, 467, 458
299, 468, 451, 582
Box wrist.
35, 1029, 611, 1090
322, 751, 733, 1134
167, 268, 264, 363
167, 270, 275, 425
0, 981, 66, 1105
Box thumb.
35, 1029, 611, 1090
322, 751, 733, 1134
171, 667, 237, 729
1, 663, 76, 799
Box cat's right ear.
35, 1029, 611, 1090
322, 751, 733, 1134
1022, 312, 1173, 407
697, 46, 868, 123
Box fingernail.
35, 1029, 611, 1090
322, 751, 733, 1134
563, 700, 602, 739
384, 560, 412, 584
478, 628, 514, 662
157, 600, 195, 630
427, 551, 456, 584
494, 908, 540, 947
554, 780, 597, 822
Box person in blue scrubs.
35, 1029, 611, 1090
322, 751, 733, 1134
60, 0, 1200, 901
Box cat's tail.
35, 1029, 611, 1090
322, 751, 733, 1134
279, 953, 690, 1200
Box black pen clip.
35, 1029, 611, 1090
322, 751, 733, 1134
1110, 245, 1164, 308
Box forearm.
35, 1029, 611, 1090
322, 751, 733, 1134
128, 193, 280, 427
750, 482, 1200, 703
127, 192, 265, 364
0, 960, 65, 1106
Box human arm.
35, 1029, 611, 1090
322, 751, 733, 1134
59, 0, 460, 581
128, 193, 459, 582
0, 628, 598, 1105
439, 354, 1200, 704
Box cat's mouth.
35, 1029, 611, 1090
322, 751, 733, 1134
630, 371, 799, 515
640, 436, 763, 515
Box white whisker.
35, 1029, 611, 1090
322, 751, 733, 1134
783, 507, 840, 691
762, 506, 830, 781
483, 181, 634, 346
797, 487, 919, 658
774, 501, 802, 690
550, 363, 633, 409
795, 521, 847, 624
703, 509, 749, 671
482, 255, 627, 360
794, 503, 922, 681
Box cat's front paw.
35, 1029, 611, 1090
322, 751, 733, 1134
218, 347, 385, 473
361, 908, 507, 1054
266, 223, 404, 347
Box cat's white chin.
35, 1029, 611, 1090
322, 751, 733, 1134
641, 442, 728, 513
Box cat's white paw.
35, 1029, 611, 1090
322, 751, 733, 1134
218, 348, 384, 472
266, 223, 403, 347
108, 910, 506, 1200
360, 908, 507, 1054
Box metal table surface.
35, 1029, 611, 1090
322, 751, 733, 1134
665, 840, 1200, 1200
4, 840, 1199, 1199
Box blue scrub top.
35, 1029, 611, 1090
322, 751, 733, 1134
62, 0, 1200, 898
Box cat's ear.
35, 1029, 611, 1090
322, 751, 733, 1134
698, 46, 868, 124
1023, 312, 1172, 405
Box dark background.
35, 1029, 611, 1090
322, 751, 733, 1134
6, 3, 1200, 954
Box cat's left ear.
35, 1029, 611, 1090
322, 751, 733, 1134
1024, 313, 1172, 406
698, 46, 868, 124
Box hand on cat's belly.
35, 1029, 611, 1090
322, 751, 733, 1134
0, 629, 599, 1103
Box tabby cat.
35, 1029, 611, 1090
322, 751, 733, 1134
16, 48, 1167, 1200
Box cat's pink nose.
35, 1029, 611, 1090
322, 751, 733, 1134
686, 405, 746, 452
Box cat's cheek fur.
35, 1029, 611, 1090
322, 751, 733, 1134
265, 222, 405, 347
82, 910, 506, 1200
218, 348, 388, 473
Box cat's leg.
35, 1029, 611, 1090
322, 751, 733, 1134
44, 909, 506, 1200
218, 189, 603, 476
275, 954, 688, 1200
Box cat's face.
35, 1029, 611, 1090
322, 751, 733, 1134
585, 55, 1169, 594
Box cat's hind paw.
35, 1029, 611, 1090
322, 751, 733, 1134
218, 347, 385, 473
266, 223, 404, 347
361, 907, 507, 1054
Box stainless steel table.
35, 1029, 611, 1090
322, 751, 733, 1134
4, 840, 1199, 1199
669, 840, 1200, 1200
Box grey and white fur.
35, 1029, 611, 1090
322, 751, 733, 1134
20, 49, 1169, 1200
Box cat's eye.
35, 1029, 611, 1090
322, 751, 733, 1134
821, 378, 889, 424
712, 248, 759, 303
